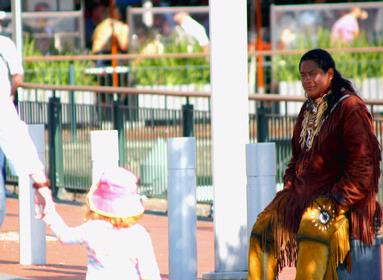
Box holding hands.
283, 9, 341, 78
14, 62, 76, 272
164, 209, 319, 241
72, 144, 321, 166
31, 172, 55, 219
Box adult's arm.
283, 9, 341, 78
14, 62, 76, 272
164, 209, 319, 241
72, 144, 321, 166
1, 36, 24, 98
331, 97, 378, 207
11, 73, 23, 97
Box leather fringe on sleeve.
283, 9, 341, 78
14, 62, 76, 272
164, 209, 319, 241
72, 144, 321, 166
350, 112, 382, 245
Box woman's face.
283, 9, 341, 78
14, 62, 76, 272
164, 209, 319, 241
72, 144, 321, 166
299, 60, 333, 100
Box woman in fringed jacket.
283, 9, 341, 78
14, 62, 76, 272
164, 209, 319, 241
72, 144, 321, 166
248, 48, 382, 280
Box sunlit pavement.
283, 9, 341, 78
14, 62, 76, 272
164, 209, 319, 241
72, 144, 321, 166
0, 197, 300, 279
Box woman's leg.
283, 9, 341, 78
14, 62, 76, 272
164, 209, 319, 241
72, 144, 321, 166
248, 233, 277, 280
295, 197, 350, 280
248, 210, 278, 280
295, 240, 329, 280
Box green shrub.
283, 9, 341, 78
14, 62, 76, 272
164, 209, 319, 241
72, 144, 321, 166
23, 36, 97, 85
131, 35, 210, 86
273, 29, 383, 82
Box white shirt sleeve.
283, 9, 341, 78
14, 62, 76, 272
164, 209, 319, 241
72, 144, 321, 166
1, 36, 23, 75
44, 211, 86, 244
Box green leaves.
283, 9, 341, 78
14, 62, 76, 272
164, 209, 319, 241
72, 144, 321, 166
23, 36, 96, 86
273, 28, 383, 82
131, 36, 210, 86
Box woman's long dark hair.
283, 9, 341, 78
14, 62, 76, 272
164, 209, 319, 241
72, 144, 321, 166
299, 49, 356, 94
299, 49, 356, 107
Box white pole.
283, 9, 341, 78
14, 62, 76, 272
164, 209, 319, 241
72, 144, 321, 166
90, 130, 119, 184
19, 124, 46, 265
246, 143, 276, 240
11, 0, 23, 100
11, 0, 23, 55
203, 0, 249, 278
167, 137, 197, 280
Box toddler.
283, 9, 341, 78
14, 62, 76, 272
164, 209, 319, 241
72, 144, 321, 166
44, 167, 161, 280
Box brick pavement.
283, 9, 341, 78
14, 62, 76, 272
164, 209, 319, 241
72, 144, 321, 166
0, 198, 297, 279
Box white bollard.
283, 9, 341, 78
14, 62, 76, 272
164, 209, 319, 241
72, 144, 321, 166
167, 137, 197, 280
19, 124, 46, 265
246, 143, 277, 240
90, 130, 119, 184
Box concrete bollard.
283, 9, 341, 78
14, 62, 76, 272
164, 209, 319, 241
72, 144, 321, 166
167, 137, 197, 280
90, 130, 119, 184
246, 143, 276, 240
19, 124, 46, 265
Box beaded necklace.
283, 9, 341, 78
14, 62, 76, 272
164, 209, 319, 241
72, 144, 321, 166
299, 92, 330, 150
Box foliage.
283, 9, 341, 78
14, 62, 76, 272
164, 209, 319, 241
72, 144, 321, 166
130, 35, 210, 86
273, 29, 383, 82
23, 36, 97, 85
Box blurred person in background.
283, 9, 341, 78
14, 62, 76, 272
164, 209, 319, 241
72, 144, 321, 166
85, 3, 107, 50
331, 7, 368, 44
32, 2, 55, 54
92, 7, 129, 67
173, 12, 209, 54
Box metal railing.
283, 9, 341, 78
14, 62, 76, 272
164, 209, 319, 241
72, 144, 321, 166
23, 53, 210, 90
15, 47, 383, 203
8, 83, 383, 205
23, 47, 383, 100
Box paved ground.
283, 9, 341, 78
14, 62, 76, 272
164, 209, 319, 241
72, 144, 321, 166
0, 197, 299, 279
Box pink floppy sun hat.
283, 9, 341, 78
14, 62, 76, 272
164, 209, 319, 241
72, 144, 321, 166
87, 167, 144, 218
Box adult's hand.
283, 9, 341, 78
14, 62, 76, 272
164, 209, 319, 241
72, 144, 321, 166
34, 186, 54, 219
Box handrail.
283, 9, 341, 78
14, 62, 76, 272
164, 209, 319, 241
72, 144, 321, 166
250, 46, 383, 57
24, 46, 383, 62
249, 94, 383, 106
21, 82, 383, 105
24, 53, 209, 62
20, 83, 211, 98
248, 93, 305, 102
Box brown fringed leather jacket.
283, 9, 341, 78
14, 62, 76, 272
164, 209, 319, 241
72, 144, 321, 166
280, 89, 382, 245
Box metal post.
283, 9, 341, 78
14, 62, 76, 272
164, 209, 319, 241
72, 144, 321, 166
113, 98, 126, 166
19, 124, 46, 265
69, 64, 77, 139
182, 98, 194, 137
90, 130, 119, 184
246, 143, 276, 241
48, 94, 63, 197
257, 102, 270, 142
167, 137, 197, 280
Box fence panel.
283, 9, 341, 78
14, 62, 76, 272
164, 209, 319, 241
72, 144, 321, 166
8, 89, 383, 206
